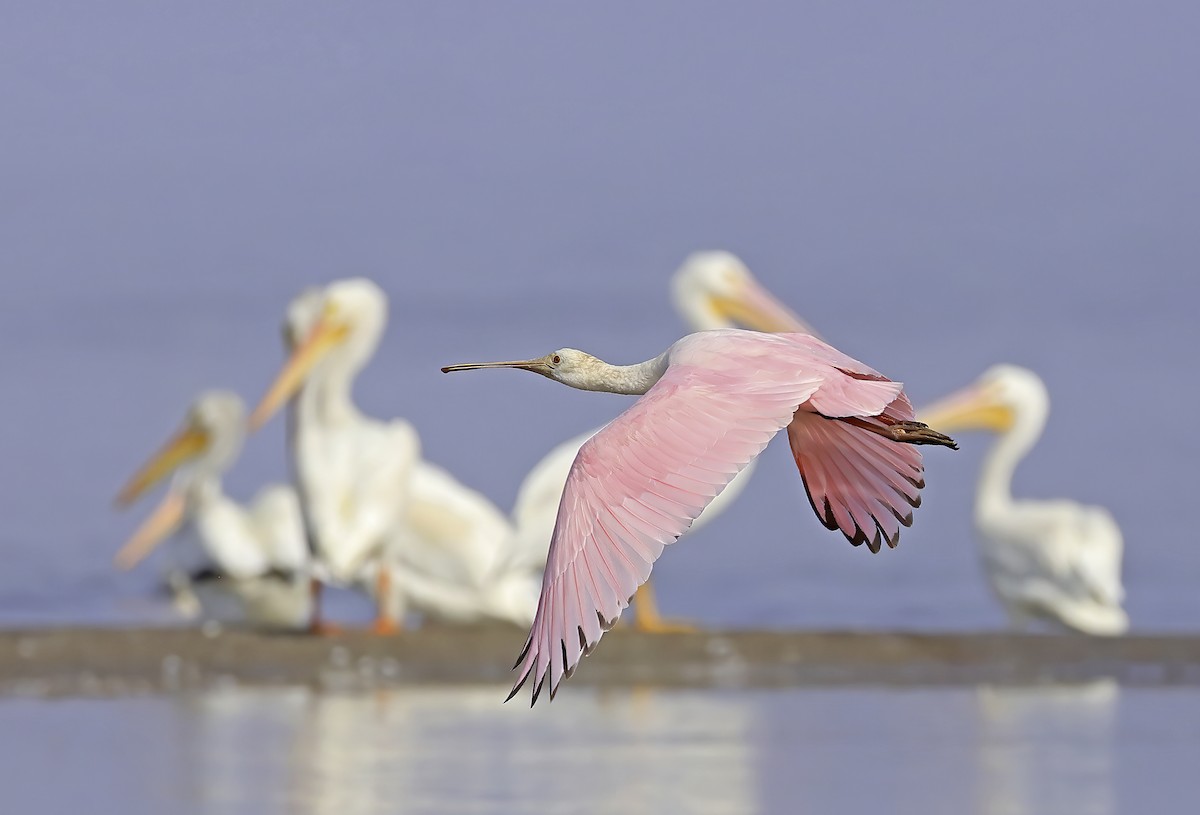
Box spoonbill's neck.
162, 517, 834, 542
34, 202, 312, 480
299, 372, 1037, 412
567, 352, 670, 395
975, 409, 1044, 525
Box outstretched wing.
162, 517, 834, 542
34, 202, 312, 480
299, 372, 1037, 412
506, 331, 936, 705
510, 360, 816, 704
787, 392, 925, 553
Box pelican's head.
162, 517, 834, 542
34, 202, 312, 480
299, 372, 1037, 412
919, 364, 1049, 437
671, 250, 812, 335
113, 390, 247, 570
251, 278, 388, 430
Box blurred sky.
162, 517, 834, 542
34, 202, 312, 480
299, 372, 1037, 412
0, 3, 1196, 628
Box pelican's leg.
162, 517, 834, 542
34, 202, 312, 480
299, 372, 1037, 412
371, 563, 402, 635
632, 581, 695, 633
308, 577, 342, 636
1006, 606, 1033, 632
166, 569, 202, 620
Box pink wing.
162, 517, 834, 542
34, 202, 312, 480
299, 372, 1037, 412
775, 335, 926, 551
510, 331, 928, 704
788, 393, 924, 553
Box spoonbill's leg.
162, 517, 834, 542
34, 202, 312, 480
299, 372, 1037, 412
307, 577, 343, 636
839, 416, 958, 449
371, 564, 402, 635
632, 582, 695, 633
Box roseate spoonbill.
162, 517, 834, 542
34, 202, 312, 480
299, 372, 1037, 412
509, 251, 816, 631
114, 391, 312, 629
251, 280, 537, 632
443, 328, 957, 702
919, 365, 1127, 635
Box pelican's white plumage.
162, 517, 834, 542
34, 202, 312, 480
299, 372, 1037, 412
254, 279, 535, 630
507, 252, 815, 629
251, 280, 419, 631
394, 461, 538, 627
115, 391, 311, 629
920, 364, 1128, 635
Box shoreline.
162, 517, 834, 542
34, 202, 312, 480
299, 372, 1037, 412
1, 626, 1197, 697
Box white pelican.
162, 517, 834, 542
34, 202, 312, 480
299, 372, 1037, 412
250, 280, 419, 633
252, 279, 536, 632
920, 364, 1128, 635
443, 328, 957, 702
670, 250, 817, 336
508, 251, 815, 631
114, 391, 311, 629
389, 461, 539, 627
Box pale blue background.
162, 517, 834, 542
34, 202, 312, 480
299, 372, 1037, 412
1, 3, 1196, 629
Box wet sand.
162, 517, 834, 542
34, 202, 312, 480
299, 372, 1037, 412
1, 626, 1198, 696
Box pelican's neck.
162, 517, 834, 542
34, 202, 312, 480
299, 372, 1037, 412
975, 409, 1045, 525
296, 360, 362, 427
181, 473, 225, 516
566, 353, 670, 395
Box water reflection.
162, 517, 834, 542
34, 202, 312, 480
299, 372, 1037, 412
183, 685, 757, 815
2, 684, 1198, 814
974, 682, 1117, 815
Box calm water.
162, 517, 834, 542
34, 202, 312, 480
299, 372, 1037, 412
0, 684, 1196, 814
1, 5, 1198, 631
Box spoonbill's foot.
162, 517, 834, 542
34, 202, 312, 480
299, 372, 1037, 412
841, 416, 959, 449
887, 420, 959, 449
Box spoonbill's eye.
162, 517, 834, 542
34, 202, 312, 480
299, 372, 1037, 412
551, 354, 562, 365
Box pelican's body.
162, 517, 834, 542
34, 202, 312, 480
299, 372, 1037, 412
254, 280, 536, 630
252, 281, 419, 631
920, 365, 1127, 635
115, 391, 311, 629
508, 251, 813, 629
444, 328, 957, 702
394, 461, 538, 627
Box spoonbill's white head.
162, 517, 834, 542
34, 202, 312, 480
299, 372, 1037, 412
442, 347, 666, 396
671, 250, 811, 334
251, 278, 388, 430
442, 348, 598, 388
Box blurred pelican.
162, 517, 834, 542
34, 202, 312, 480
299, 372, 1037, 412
508, 251, 814, 631
251, 280, 419, 633
114, 391, 311, 629
389, 460, 540, 627
670, 250, 816, 336
253, 280, 535, 632
920, 364, 1128, 635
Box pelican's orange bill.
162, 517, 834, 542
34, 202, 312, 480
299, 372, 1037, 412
250, 312, 349, 431
115, 425, 209, 507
